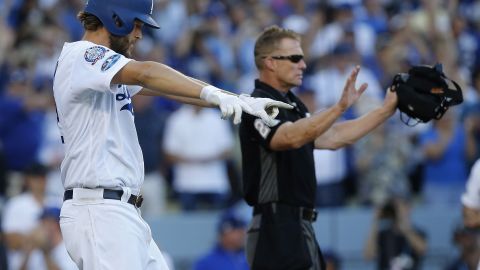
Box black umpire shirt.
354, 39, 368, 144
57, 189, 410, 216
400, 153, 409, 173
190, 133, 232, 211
239, 79, 316, 209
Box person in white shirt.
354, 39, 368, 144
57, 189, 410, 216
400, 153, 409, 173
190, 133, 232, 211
306, 42, 383, 115
26, 207, 78, 270
164, 105, 233, 211
54, 1, 291, 269
2, 164, 47, 270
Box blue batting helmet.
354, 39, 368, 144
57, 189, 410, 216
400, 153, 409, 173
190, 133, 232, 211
84, 0, 160, 36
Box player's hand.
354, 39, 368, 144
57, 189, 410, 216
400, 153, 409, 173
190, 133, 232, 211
201, 86, 245, 124
239, 94, 293, 126
336, 65, 368, 111
215, 93, 245, 125
201, 86, 293, 126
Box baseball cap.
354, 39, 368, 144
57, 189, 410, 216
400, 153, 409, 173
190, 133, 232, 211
217, 210, 246, 234
39, 207, 61, 221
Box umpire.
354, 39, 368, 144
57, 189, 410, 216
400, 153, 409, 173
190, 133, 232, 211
239, 25, 398, 270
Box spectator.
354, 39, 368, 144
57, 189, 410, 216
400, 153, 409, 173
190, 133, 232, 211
193, 209, 249, 270
409, 0, 452, 39
0, 70, 48, 173
355, 119, 412, 205
356, 0, 389, 35
364, 198, 427, 270
451, 15, 479, 72
2, 163, 48, 270
374, 14, 431, 87
26, 207, 77, 270
306, 42, 383, 119
151, 0, 188, 48
419, 109, 475, 205
163, 105, 234, 211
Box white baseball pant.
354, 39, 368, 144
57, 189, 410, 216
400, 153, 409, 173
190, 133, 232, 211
59, 188, 170, 270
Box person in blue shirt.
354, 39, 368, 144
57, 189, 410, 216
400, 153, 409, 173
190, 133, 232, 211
419, 109, 476, 206
0, 70, 48, 172
193, 210, 249, 270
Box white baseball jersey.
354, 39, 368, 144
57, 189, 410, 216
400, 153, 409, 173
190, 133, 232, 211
462, 159, 480, 208
53, 41, 144, 193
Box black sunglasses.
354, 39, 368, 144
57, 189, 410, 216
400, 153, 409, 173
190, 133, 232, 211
270, 54, 304, 63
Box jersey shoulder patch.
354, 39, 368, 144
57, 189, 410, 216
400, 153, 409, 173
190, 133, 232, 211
101, 54, 121, 71
84, 46, 109, 65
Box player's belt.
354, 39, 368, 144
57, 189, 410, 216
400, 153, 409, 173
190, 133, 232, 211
253, 202, 317, 222
63, 189, 143, 208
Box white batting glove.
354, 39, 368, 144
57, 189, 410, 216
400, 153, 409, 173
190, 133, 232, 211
200, 86, 293, 126
239, 94, 293, 127
200, 85, 246, 125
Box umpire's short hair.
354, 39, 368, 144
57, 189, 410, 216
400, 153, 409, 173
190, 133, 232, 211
254, 25, 301, 70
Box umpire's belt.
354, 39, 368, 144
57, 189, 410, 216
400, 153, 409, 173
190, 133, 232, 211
253, 202, 317, 222
63, 188, 143, 208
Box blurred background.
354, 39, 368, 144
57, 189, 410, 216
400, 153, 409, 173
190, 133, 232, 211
1, 0, 480, 269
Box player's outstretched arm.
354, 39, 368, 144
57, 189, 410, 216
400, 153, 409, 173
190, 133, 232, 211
139, 88, 212, 107
113, 60, 212, 98
113, 60, 292, 126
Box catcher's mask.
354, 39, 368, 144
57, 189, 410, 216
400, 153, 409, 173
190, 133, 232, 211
391, 63, 463, 126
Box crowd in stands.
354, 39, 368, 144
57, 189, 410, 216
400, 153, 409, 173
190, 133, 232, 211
1, 0, 480, 269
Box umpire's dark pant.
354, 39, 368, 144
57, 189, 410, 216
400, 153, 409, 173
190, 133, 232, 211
246, 203, 325, 270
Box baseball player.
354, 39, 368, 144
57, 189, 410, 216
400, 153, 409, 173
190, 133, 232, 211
53, 1, 291, 269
